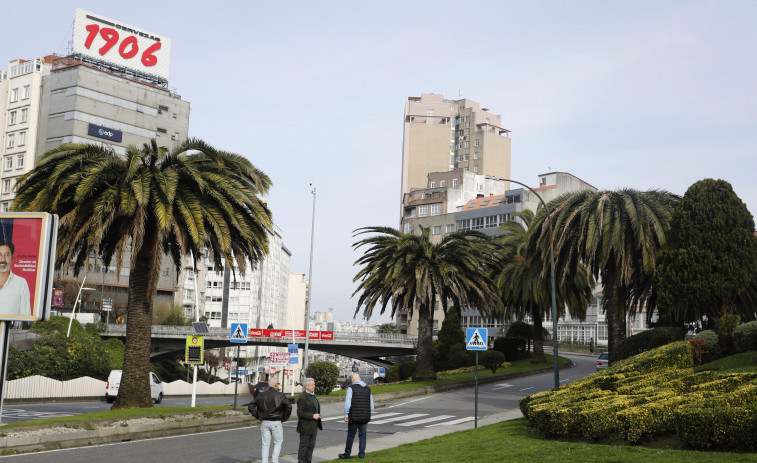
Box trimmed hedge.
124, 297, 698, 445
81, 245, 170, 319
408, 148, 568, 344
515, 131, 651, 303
518, 341, 757, 450
733, 321, 757, 353
676, 403, 757, 450
612, 326, 685, 362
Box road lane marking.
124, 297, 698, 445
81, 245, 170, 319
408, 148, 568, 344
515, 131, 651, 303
490, 383, 514, 390
371, 413, 427, 424
519, 387, 534, 392
396, 415, 455, 426
383, 395, 437, 409
426, 416, 475, 426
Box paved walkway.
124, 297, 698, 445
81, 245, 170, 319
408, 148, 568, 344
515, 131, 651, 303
277, 408, 523, 462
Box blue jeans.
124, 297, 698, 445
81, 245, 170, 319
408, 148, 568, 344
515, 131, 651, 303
261, 420, 283, 463
344, 421, 368, 458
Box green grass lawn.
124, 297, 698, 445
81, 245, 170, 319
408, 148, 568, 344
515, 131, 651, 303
695, 350, 757, 373
0, 405, 232, 430
321, 418, 757, 463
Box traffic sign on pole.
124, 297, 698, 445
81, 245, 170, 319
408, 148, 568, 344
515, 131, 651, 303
230, 323, 248, 343
466, 328, 488, 351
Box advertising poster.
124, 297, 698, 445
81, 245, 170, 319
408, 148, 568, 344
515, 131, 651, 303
0, 213, 57, 322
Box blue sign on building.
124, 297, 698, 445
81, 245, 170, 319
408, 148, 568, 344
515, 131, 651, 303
87, 123, 123, 142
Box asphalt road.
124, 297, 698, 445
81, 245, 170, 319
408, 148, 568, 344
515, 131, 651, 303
0, 354, 598, 462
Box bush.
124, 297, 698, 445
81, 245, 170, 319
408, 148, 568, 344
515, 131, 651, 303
733, 320, 757, 353
715, 314, 741, 354
398, 361, 416, 380
305, 361, 339, 395
612, 327, 685, 362
692, 329, 720, 359
676, 403, 757, 450
479, 351, 506, 373
493, 336, 525, 361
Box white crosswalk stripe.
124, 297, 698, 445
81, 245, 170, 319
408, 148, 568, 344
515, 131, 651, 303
490, 383, 514, 391
370, 413, 427, 424
396, 415, 455, 426
322, 412, 402, 422
426, 416, 475, 427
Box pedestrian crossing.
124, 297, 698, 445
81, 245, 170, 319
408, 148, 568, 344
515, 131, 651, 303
322, 411, 474, 428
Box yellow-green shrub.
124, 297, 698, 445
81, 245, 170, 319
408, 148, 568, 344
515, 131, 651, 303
676, 403, 757, 450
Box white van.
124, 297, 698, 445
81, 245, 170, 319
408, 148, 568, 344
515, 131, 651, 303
105, 370, 164, 404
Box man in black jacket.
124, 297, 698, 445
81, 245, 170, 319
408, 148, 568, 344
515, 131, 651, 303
338, 373, 374, 459
250, 378, 292, 463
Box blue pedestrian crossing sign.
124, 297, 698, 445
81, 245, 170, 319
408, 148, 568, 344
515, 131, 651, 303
230, 323, 248, 343
466, 328, 488, 351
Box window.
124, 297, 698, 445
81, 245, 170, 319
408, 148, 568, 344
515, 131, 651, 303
446, 224, 455, 233
481, 200, 489, 206
16, 155, 23, 168
452, 179, 458, 188
418, 205, 428, 217
3, 179, 10, 193
7, 134, 14, 148
9, 111, 16, 124
1, 202, 8, 212
465, 128, 470, 135
20, 108, 27, 122
474, 152, 479, 160
404, 222, 412, 234
464, 141, 470, 148
22, 85, 30, 99
429, 181, 435, 188
5, 157, 11, 170
440, 180, 446, 187
474, 165, 479, 173
427, 109, 434, 116
430, 204, 441, 216
468, 202, 477, 208
474, 139, 480, 146
10, 88, 18, 102
18, 132, 25, 146
433, 225, 441, 235
406, 208, 416, 218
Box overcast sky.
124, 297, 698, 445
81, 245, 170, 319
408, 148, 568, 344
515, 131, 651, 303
5, 1, 756, 324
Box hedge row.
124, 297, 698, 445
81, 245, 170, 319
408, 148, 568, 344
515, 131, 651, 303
519, 341, 757, 450
734, 321, 757, 353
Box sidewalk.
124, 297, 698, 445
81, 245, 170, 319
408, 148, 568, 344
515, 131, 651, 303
277, 408, 524, 462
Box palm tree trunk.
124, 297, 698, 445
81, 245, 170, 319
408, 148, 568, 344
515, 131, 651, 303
113, 231, 163, 409
604, 265, 627, 365
414, 302, 436, 381
531, 309, 546, 363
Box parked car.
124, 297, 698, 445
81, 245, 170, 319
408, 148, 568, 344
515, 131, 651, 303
595, 352, 609, 371
105, 370, 164, 404
251, 381, 269, 398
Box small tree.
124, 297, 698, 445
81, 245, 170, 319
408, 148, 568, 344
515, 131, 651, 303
479, 350, 506, 373
305, 361, 339, 395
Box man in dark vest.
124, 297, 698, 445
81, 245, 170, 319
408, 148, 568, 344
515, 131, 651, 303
338, 373, 374, 459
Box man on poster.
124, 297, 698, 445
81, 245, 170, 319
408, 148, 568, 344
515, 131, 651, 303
0, 240, 31, 316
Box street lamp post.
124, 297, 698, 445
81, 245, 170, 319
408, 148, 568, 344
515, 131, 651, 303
502, 178, 560, 389
302, 184, 316, 381
67, 276, 96, 337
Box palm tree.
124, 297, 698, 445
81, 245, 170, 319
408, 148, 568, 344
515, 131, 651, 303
13, 139, 272, 408
491, 210, 594, 363
352, 225, 503, 380
526, 189, 678, 362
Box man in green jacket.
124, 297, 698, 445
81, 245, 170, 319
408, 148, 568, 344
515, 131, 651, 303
296, 377, 322, 463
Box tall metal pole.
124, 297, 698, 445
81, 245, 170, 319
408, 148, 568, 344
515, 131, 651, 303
502, 178, 560, 389
302, 184, 316, 380
67, 276, 88, 338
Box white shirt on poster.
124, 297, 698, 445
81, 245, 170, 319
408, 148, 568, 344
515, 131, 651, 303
0, 271, 31, 316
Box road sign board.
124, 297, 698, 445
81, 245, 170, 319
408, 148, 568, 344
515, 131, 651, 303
185, 335, 204, 364
466, 328, 488, 351
288, 344, 299, 364
230, 323, 248, 343
270, 352, 290, 363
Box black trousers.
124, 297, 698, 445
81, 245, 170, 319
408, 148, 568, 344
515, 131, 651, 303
298, 432, 318, 463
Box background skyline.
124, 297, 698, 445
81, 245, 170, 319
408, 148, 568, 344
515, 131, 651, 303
4, 1, 756, 324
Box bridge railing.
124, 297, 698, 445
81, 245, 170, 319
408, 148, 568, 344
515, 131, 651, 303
103, 324, 417, 345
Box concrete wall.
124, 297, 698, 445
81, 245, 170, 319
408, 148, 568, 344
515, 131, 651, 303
3, 375, 250, 400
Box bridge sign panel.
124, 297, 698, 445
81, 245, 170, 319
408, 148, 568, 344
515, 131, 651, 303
230, 323, 248, 343
466, 328, 488, 351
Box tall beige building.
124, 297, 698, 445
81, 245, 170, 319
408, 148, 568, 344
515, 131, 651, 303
400, 93, 511, 203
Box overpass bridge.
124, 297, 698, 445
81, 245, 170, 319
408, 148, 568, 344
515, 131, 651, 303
101, 325, 417, 367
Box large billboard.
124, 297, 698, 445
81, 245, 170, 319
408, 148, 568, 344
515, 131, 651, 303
0, 213, 58, 322
73, 8, 171, 81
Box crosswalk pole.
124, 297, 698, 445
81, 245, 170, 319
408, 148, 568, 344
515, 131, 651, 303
475, 351, 479, 429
